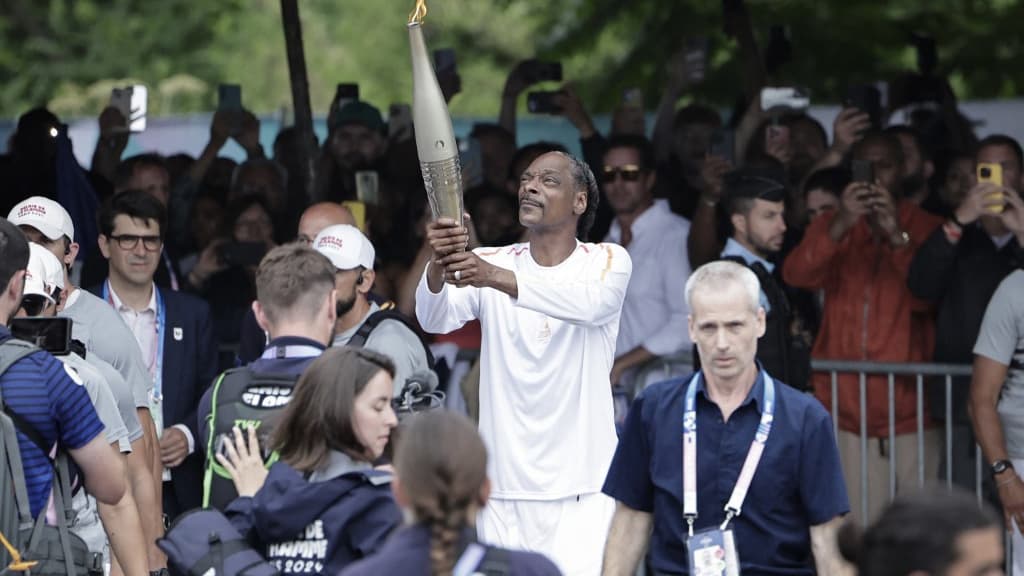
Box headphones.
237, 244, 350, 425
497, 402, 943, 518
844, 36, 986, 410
355, 273, 364, 286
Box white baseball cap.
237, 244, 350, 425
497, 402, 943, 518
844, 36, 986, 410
25, 243, 64, 303
7, 196, 75, 242
313, 224, 375, 270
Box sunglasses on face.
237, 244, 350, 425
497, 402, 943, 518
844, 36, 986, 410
109, 234, 162, 251
602, 164, 644, 183
19, 294, 50, 317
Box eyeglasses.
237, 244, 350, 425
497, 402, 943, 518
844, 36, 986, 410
602, 165, 644, 183
109, 234, 162, 251
19, 294, 50, 317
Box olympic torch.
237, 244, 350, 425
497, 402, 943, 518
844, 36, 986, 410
408, 0, 464, 226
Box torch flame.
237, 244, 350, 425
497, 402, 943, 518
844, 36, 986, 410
408, 0, 428, 25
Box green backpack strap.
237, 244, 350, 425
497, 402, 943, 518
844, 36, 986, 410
202, 370, 232, 509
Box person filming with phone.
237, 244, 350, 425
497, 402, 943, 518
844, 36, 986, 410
783, 131, 944, 523
911, 134, 1024, 495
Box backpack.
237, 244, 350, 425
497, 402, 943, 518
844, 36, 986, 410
157, 508, 279, 576
202, 369, 298, 511
347, 307, 446, 416
0, 339, 96, 575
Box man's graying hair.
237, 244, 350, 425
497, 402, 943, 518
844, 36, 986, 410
553, 151, 600, 241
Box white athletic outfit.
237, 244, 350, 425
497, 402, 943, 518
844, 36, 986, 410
416, 241, 632, 575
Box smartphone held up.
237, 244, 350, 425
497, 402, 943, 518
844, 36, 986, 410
110, 85, 148, 133
977, 163, 1006, 214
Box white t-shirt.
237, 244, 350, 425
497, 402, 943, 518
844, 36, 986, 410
974, 270, 1024, 458
416, 241, 632, 500
60, 288, 154, 409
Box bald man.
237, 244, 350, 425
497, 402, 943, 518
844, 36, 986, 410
237, 202, 356, 363
297, 202, 355, 245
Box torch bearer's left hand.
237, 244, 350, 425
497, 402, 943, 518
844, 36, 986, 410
439, 250, 517, 297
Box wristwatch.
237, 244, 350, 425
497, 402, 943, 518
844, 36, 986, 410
992, 459, 1014, 476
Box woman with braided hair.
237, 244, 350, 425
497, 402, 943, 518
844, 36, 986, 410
341, 410, 561, 576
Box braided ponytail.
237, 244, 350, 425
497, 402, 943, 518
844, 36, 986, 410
394, 412, 489, 576
427, 497, 466, 576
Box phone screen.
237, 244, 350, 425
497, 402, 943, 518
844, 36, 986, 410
684, 37, 709, 83
10, 318, 72, 355
218, 84, 242, 111
355, 171, 380, 205
852, 159, 874, 184
219, 242, 267, 268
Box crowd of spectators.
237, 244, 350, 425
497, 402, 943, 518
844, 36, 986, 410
1, 5, 1024, 574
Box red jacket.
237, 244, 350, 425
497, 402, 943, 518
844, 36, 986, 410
782, 203, 943, 436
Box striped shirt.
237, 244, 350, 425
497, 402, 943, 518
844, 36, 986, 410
0, 330, 104, 517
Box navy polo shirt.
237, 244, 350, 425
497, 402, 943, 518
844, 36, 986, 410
0, 330, 104, 517
602, 371, 848, 575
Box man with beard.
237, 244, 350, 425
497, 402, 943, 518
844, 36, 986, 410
313, 224, 432, 396
887, 125, 943, 215
783, 131, 944, 523
718, 167, 811, 388
316, 102, 388, 203
417, 151, 631, 575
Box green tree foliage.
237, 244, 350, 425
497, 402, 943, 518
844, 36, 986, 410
0, 0, 1021, 120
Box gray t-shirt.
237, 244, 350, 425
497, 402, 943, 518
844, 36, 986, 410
60, 352, 131, 453
332, 302, 431, 396
86, 354, 144, 444
974, 269, 1024, 458
60, 288, 154, 408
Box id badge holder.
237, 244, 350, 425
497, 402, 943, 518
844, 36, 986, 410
149, 392, 171, 481
687, 527, 741, 576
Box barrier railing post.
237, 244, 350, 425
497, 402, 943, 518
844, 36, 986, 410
888, 373, 897, 502
859, 371, 869, 522
975, 444, 983, 505
917, 374, 925, 487
831, 371, 839, 446
946, 374, 953, 489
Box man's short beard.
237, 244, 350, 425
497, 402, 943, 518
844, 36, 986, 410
335, 294, 357, 317
903, 170, 928, 195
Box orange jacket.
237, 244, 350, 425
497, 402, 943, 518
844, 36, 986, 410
782, 203, 943, 436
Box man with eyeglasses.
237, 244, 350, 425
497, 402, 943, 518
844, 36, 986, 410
717, 167, 811, 389
93, 190, 218, 523
601, 134, 693, 395
8, 195, 170, 572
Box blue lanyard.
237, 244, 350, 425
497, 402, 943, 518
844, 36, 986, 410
683, 371, 775, 536
103, 281, 166, 400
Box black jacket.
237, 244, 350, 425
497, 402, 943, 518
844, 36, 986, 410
908, 223, 1024, 424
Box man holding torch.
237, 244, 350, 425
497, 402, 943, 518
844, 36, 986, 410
416, 150, 632, 575
408, 2, 630, 571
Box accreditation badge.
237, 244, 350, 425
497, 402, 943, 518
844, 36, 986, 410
149, 392, 172, 481
687, 527, 740, 576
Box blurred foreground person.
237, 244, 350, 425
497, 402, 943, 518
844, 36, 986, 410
341, 411, 561, 576
838, 488, 1003, 576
